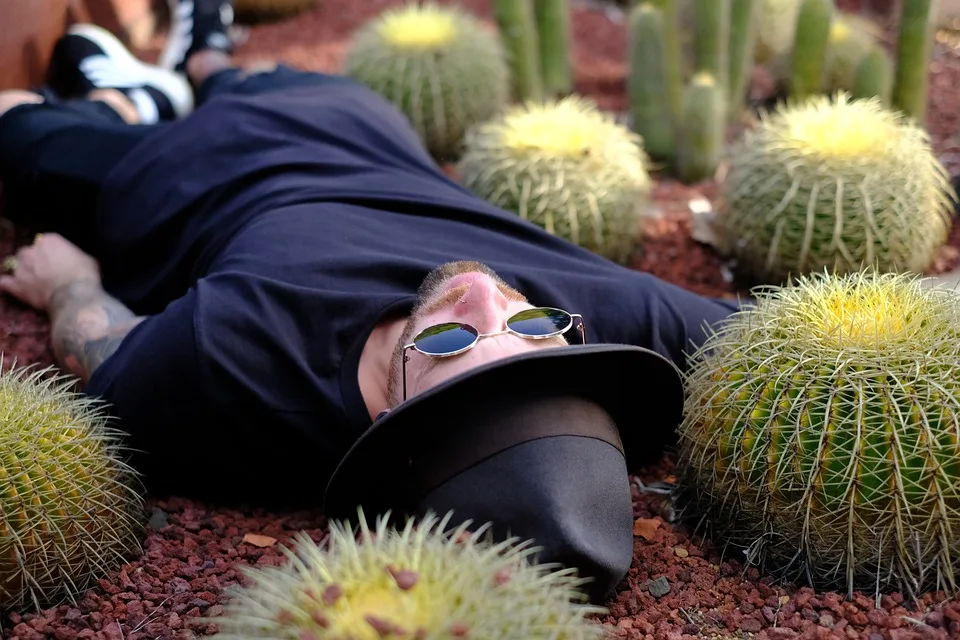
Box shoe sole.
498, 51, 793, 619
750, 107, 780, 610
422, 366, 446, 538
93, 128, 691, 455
67, 23, 195, 118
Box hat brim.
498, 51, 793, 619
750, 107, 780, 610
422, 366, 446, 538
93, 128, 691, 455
323, 343, 684, 518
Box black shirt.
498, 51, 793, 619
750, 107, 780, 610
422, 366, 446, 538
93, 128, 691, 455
83, 82, 739, 502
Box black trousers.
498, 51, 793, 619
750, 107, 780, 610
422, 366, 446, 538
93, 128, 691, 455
0, 65, 348, 259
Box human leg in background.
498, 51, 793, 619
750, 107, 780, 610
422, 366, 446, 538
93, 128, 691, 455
0, 24, 193, 257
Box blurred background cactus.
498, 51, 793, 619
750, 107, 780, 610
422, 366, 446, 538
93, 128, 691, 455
0, 365, 145, 612
458, 96, 652, 264
627, 0, 747, 184
676, 270, 960, 597
717, 93, 955, 285
207, 511, 605, 639
232, 0, 319, 22
344, 2, 510, 162
492, 0, 575, 102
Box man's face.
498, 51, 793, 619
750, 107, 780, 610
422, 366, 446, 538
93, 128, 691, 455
385, 261, 569, 406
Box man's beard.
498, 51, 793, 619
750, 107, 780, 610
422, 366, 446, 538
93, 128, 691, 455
384, 261, 528, 406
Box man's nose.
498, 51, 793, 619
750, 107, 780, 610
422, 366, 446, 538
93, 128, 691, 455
451, 276, 510, 333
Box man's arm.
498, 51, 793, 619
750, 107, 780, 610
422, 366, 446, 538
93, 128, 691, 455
47, 279, 146, 385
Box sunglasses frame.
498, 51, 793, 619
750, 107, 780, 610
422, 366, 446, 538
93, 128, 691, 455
401, 307, 586, 401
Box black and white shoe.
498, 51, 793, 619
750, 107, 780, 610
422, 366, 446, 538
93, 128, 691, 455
47, 24, 194, 123
158, 0, 235, 73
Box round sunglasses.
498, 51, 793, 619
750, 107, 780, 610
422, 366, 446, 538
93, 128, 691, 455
401, 307, 586, 401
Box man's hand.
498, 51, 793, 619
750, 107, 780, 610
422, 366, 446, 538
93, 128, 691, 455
0, 233, 101, 311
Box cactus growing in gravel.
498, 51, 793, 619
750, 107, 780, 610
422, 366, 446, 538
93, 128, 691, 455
344, 3, 510, 161
628, 3, 677, 161
718, 93, 955, 284
458, 96, 652, 264
677, 72, 726, 184
691, 0, 731, 95
852, 44, 894, 105
534, 0, 573, 98
207, 510, 605, 639
0, 364, 145, 611
788, 0, 833, 101
676, 270, 960, 597
892, 0, 937, 124
822, 14, 882, 95
493, 0, 543, 103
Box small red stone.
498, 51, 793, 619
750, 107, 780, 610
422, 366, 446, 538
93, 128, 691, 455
277, 609, 294, 625
365, 615, 395, 637
450, 622, 469, 637
312, 611, 330, 628
493, 568, 510, 587
386, 565, 419, 590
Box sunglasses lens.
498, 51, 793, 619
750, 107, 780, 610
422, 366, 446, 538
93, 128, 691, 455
413, 322, 480, 356
507, 308, 572, 337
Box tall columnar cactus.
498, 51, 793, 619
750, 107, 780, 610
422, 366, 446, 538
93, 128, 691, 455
677, 270, 960, 597
206, 511, 606, 639
718, 93, 955, 285
727, 0, 759, 115
344, 3, 510, 161
822, 14, 882, 95
892, 0, 938, 124
0, 364, 145, 611
852, 44, 894, 105
677, 72, 726, 184
648, 0, 685, 125
691, 0, 731, 95
753, 0, 804, 65
628, 3, 677, 161
788, 0, 833, 101
534, 0, 573, 98
493, 0, 543, 103
458, 96, 653, 264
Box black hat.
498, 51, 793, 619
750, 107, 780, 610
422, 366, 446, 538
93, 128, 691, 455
323, 344, 683, 602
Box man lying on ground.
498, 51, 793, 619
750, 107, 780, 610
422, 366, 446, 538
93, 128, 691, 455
0, 0, 742, 601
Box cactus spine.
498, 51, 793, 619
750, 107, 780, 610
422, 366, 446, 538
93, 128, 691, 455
677, 73, 725, 184
788, 0, 833, 101
728, 0, 759, 116
892, 0, 937, 124
677, 271, 960, 597
628, 4, 677, 161
493, 0, 543, 102
534, 0, 573, 98
207, 511, 606, 639
691, 0, 731, 95
852, 44, 894, 106
0, 364, 145, 611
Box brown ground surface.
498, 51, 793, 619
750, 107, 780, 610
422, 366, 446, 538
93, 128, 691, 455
3, 0, 960, 638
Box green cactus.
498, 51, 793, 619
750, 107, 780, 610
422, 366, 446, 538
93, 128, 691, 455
728, 0, 759, 115
206, 510, 606, 639
344, 2, 510, 162
534, 0, 573, 98
648, 0, 686, 121
493, 0, 543, 103
677, 73, 726, 184
852, 44, 894, 106
822, 14, 882, 95
691, 0, 731, 95
718, 93, 955, 285
0, 364, 145, 611
788, 0, 833, 101
628, 3, 677, 161
458, 96, 653, 264
892, 0, 937, 124
677, 270, 960, 597
753, 0, 804, 65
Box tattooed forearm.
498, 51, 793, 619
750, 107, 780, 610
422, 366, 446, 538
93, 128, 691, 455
47, 279, 146, 384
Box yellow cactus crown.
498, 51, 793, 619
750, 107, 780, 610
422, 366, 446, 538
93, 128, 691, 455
758, 92, 916, 161
374, 2, 461, 49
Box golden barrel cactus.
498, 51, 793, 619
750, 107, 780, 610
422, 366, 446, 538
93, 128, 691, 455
207, 511, 605, 639
458, 96, 653, 264
677, 271, 960, 597
344, 3, 510, 161
718, 93, 955, 285
0, 364, 145, 611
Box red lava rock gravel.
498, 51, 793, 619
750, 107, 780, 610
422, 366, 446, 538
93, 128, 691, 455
3, 1, 960, 639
